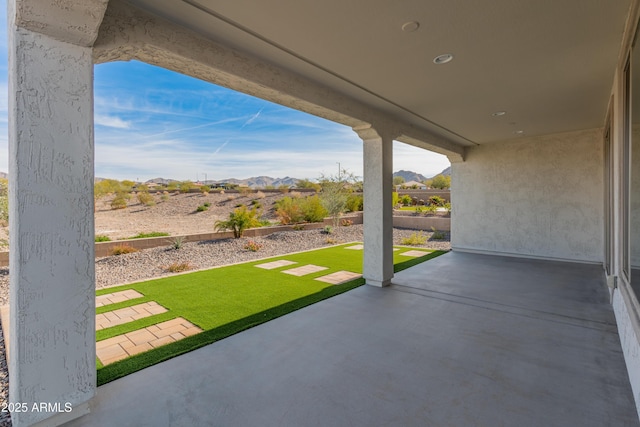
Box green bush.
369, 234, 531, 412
345, 194, 363, 212
214, 205, 262, 238
95, 235, 111, 242
179, 181, 195, 193
137, 191, 155, 206
275, 195, 328, 224
200, 185, 211, 193
401, 231, 427, 245
275, 196, 305, 224
431, 227, 446, 240
203, 202, 211, 208
301, 195, 328, 222
392, 191, 399, 207
196, 205, 208, 212
401, 195, 413, 206
110, 192, 130, 210
0, 178, 7, 225
428, 195, 445, 207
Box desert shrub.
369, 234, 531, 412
255, 191, 266, 199
278, 185, 290, 193
166, 262, 192, 273
414, 206, 424, 214
179, 181, 195, 193
170, 236, 185, 250
214, 205, 262, 238
401, 231, 427, 245
345, 194, 363, 212
137, 191, 155, 206
401, 195, 413, 206
323, 225, 333, 234
243, 240, 263, 252
160, 194, 169, 202
444, 202, 451, 213
290, 191, 302, 198
325, 237, 339, 245
275, 196, 305, 224
110, 245, 138, 255
423, 205, 437, 215
196, 205, 208, 212
136, 184, 149, 192
129, 231, 169, 239
341, 219, 353, 227
239, 186, 252, 196
301, 195, 328, 222
0, 178, 7, 225
276, 195, 327, 224
203, 202, 211, 207
95, 235, 111, 242
431, 227, 446, 240
110, 192, 130, 210
200, 185, 211, 193
250, 200, 262, 209
166, 182, 179, 191
428, 195, 446, 207
226, 195, 236, 201
292, 224, 305, 231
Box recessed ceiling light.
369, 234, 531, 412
514, 130, 524, 135
433, 54, 454, 64
492, 111, 506, 117
402, 21, 420, 32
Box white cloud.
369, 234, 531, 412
95, 115, 131, 129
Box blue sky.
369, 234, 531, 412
0, 2, 450, 182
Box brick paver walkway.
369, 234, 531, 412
96, 302, 167, 331
400, 250, 430, 257
96, 289, 144, 307
96, 317, 202, 365
315, 271, 362, 285
282, 264, 328, 276
255, 260, 297, 270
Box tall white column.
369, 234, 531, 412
9, 22, 95, 427
355, 125, 394, 287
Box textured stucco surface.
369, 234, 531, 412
452, 129, 604, 262
359, 126, 394, 287
614, 286, 640, 420
13, 0, 108, 46
631, 126, 640, 267
8, 26, 96, 426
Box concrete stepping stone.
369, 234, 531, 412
96, 289, 144, 307
315, 271, 362, 285
399, 250, 430, 257
282, 264, 328, 276
96, 317, 202, 366
255, 260, 297, 270
345, 244, 363, 250
96, 301, 167, 331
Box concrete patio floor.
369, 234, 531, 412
66, 252, 639, 426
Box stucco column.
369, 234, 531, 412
354, 125, 394, 287
8, 16, 96, 427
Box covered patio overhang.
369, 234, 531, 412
65, 252, 639, 426
7, 0, 638, 425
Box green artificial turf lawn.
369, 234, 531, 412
96, 243, 446, 385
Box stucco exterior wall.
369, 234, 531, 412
452, 128, 604, 263
613, 286, 640, 420
631, 126, 640, 268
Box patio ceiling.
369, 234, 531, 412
126, 0, 630, 146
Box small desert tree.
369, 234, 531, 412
318, 168, 358, 227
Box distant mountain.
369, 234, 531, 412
144, 176, 299, 188
432, 166, 451, 178
393, 170, 427, 183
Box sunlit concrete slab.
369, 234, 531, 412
66, 252, 639, 427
